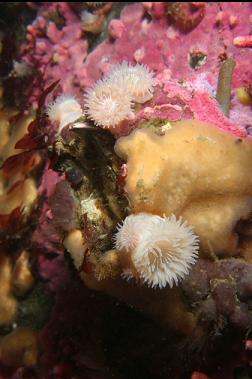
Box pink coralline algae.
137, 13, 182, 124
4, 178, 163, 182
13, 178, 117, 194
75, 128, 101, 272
21, 2, 88, 106
82, 3, 252, 85
80, 2, 252, 135
21, 2, 252, 134
108, 19, 126, 40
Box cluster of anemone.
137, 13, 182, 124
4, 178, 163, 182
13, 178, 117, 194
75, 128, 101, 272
114, 213, 199, 289
84, 62, 155, 128
46, 62, 155, 131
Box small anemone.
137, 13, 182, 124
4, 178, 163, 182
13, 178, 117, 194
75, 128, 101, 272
107, 61, 156, 103
46, 95, 83, 133
114, 213, 199, 289
84, 85, 134, 128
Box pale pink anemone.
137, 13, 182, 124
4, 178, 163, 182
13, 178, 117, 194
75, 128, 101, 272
114, 213, 199, 289
84, 82, 134, 128
106, 61, 156, 103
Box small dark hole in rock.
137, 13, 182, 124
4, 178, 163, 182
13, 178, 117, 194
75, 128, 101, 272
189, 51, 207, 69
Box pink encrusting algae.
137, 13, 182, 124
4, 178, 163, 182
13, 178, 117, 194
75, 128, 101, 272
21, 2, 252, 134
21, 3, 88, 107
